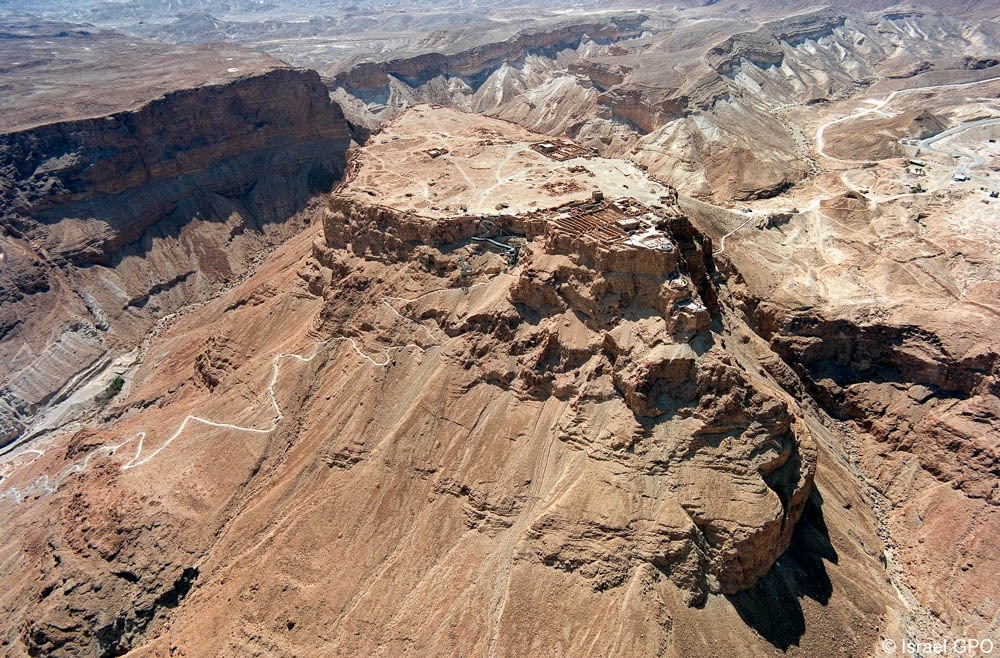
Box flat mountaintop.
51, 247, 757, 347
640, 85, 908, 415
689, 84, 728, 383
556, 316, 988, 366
343, 105, 674, 218
0, 19, 288, 132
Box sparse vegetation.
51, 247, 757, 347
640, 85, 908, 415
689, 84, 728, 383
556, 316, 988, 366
94, 376, 125, 406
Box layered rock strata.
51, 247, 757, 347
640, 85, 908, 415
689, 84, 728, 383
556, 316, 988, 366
0, 107, 899, 656
329, 14, 647, 94
313, 192, 817, 602
0, 28, 352, 449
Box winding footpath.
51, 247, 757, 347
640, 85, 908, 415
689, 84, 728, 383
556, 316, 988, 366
713, 213, 757, 256
0, 278, 499, 504
716, 76, 1000, 256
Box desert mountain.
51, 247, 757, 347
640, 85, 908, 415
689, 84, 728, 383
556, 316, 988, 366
0, 3, 998, 657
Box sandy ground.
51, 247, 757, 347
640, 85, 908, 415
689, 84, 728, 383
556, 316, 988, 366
343, 105, 674, 217
0, 21, 285, 132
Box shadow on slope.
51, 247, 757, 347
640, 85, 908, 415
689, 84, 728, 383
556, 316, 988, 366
725, 486, 838, 651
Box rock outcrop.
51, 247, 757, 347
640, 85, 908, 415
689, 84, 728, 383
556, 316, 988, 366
0, 66, 349, 266
2, 2, 1000, 653
752, 305, 999, 502
706, 8, 848, 77
329, 14, 648, 94
0, 25, 352, 449
313, 188, 816, 603
0, 106, 907, 657
684, 140, 1000, 642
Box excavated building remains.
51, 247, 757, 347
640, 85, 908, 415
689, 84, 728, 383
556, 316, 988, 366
1, 2, 999, 653
310, 107, 818, 604
0, 105, 857, 657
531, 139, 594, 162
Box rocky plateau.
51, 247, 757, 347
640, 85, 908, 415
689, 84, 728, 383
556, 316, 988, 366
0, 2, 998, 657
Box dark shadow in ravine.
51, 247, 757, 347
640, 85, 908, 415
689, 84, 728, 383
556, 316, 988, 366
725, 486, 838, 651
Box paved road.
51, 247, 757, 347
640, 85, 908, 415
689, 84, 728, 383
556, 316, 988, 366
917, 116, 1000, 190
815, 75, 1000, 163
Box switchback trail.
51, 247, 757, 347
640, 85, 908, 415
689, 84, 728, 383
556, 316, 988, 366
0, 277, 502, 503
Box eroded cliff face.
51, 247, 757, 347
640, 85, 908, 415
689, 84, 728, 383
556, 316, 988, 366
745, 295, 997, 495
329, 6, 998, 204
685, 183, 1000, 642
705, 8, 849, 78
730, 301, 998, 640
0, 64, 351, 449
329, 14, 647, 94
1, 67, 349, 265
0, 105, 903, 656
312, 195, 816, 603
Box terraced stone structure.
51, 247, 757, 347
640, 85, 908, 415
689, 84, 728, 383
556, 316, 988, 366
311, 107, 817, 604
